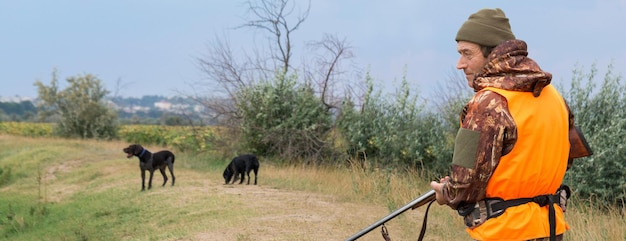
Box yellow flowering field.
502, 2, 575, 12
0, 122, 220, 152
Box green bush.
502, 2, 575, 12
237, 72, 333, 163
337, 73, 453, 175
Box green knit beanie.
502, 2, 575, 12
455, 8, 515, 47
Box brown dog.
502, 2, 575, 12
123, 144, 175, 191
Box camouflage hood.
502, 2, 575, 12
472, 40, 552, 97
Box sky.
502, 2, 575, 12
1, 0, 625, 99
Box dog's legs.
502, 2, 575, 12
148, 168, 155, 190
168, 157, 175, 186
159, 167, 168, 186
235, 171, 245, 184
240, 171, 247, 184
243, 164, 252, 185
141, 170, 146, 191
246, 170, 251, 185
253, 168, 258, 185
232, 170, 239, 184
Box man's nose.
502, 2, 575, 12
456, 57, 466, 70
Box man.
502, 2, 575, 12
429, 8, 572, 241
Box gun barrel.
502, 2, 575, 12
344, 189, 436, 241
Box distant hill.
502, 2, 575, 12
0, 95, 213, 124
0, 98, 37, 120
108, 95, 206, 114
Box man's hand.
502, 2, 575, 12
430, 176, 450, 205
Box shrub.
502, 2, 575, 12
237, 72, 333, 163
337, 73, 453, 175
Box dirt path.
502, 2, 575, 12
180, 172, 432, 241
191, 186, 374, 241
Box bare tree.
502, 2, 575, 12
240, 0, 309, 75
305, 34, 354, 110
195, 37, 248, 124
194, 0, 355, 125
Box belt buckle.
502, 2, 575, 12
463, 203, 482, 228
463, 200, 496, 228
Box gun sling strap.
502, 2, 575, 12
380, 199, 436, 241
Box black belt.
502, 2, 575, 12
458, 185, 570, 241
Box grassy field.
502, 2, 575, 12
0, 135, 624, 241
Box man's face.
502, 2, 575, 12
456, 41, 488, 88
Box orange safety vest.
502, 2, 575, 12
467, 85, 570, 241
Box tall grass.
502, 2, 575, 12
0, 135, 624, 240
566, 196, 626, 241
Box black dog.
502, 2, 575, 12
223, 154, 259, 185
123, 144, 176, 191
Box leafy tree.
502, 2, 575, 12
34, 70, 118, 139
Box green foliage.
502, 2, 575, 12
0, 166, 11, 186
119, 125, 216, 153
34, 69, 118, 140
0, 122, 217, 153
163, 115, 185, 126
237, 72, 333, 162
0, 122, 53, 137
560, 63, 626, 205
118, 124, 169, 146
337, 73, 453, 174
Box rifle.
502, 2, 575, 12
345, 189, 436, 241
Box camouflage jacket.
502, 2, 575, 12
441, 39, 574, 209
